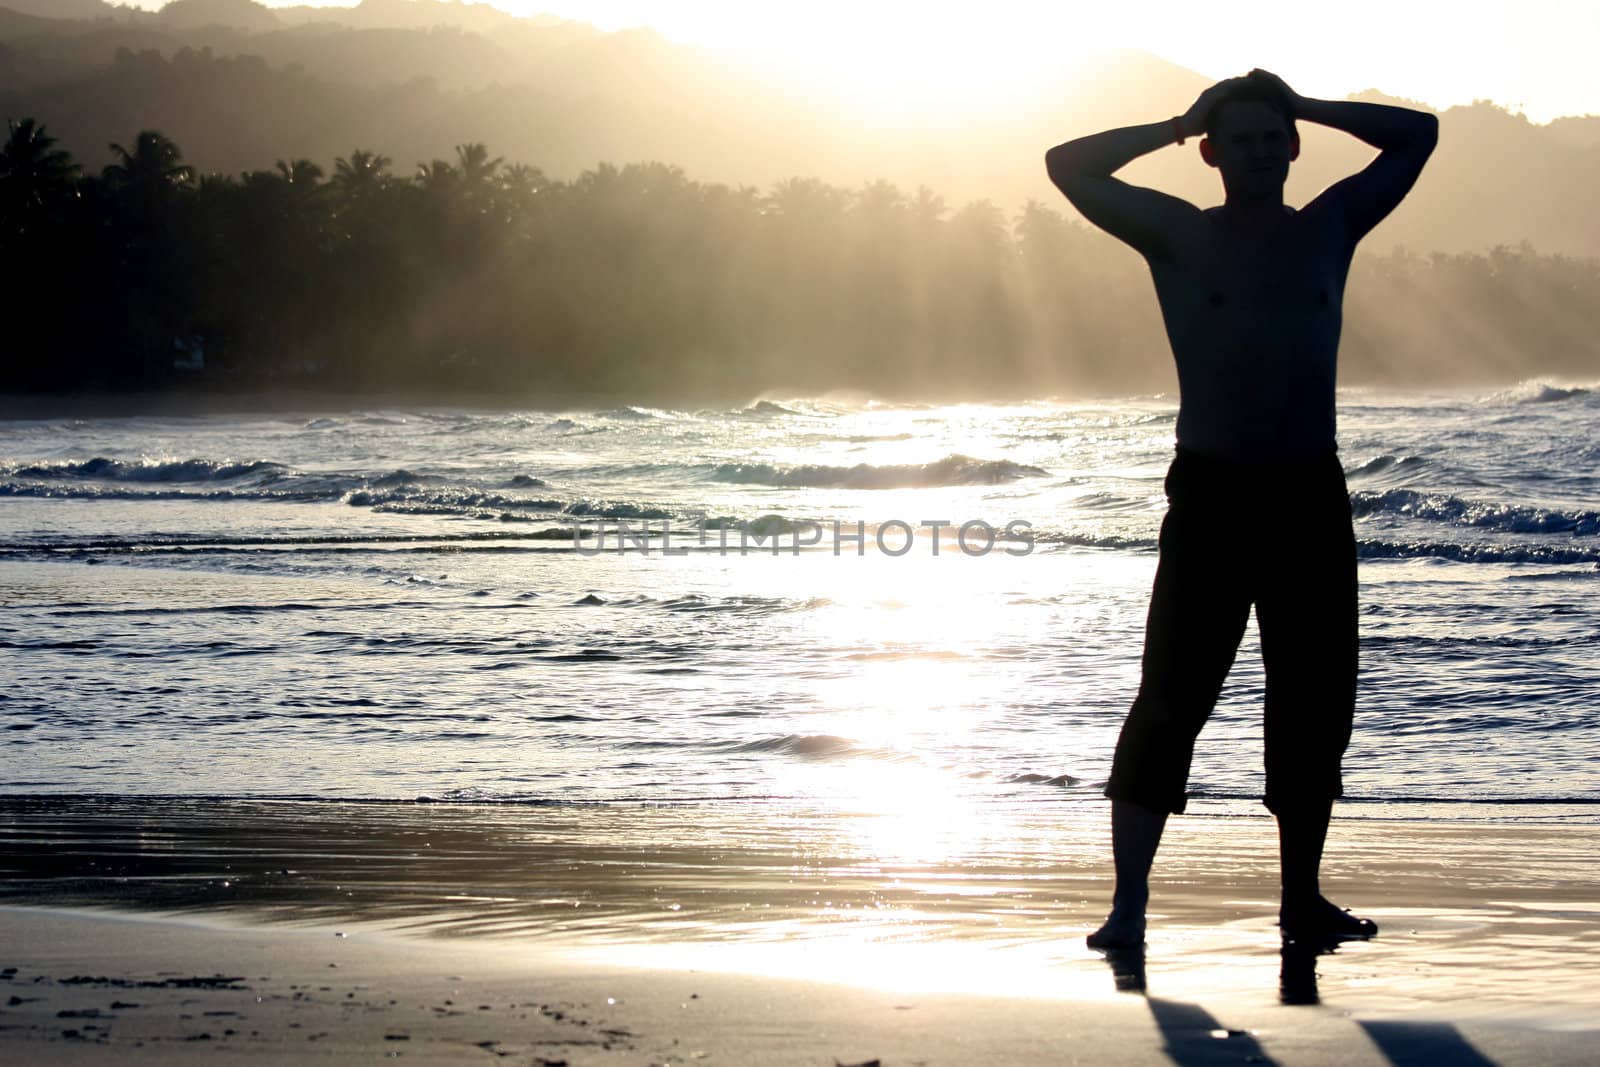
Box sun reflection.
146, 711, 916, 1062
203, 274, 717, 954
778, 760, 998, 868
758, 548, 1038, 866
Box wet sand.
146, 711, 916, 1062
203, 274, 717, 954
2, 797, 1597, 1063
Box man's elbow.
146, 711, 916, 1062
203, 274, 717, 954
1414, 112, 1440, 153
1045, 144, 1086, 192
1045, 144, 1069, 181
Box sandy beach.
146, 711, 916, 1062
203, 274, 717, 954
2, 797, 1597, 1064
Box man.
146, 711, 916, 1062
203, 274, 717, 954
1045, 70, 1436, 949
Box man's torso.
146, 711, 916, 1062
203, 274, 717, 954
1146, 200, 1354, 461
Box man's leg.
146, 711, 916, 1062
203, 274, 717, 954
1091, 455, 1250, 948
1276, 797, 1331, 906
1275, 799, 1373, 937
1258, 459, 1374, 938
1086, 799, 1168, 948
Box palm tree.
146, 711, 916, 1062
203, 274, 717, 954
910, 185, 947, 228
854, 179, 905, 221
454, 143, 502, 189
274, 158, 324, 187
95, 132, 198, 379
1013, 199, 1094, 275
0, 118, 80, 226
495, 162, 549, 227
416, 159, 458, 194
331, 149, 392, 199
500, 162, 545, 195
764, 176, 849, 223
102, 131, 194, 194
950, 199, 1007, 252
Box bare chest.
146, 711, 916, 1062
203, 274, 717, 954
1152, 211, 1350, 330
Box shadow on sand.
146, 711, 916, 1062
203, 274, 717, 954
1096, 938, 1502, 1067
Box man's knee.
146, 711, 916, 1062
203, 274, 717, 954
1105, 770, 1192, 814
1263, 735, 1346, 815
1263, 776, 1342, 816
1107, 695, 1207, 815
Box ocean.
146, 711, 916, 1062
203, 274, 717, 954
3, 383, 1598, 828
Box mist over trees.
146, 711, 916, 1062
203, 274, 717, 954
4, 120, 1597, 399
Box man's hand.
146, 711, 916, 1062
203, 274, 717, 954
1178, 76, 1253, 140
1247, 69, 1307, 117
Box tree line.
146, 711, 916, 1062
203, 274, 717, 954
2, 118, 1597, 399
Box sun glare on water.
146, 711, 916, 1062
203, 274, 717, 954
753, 548, 1034, 865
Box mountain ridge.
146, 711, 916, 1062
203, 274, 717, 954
3, 0, 1597, 255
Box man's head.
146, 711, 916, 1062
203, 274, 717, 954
1200, 79, 1300, 199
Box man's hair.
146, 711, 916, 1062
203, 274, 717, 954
1204, 80, 1298, 141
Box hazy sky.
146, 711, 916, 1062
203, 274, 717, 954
128, 0, 1600, 123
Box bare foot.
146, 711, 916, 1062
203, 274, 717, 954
1279, 895, 1377, 940
1086, 911, 1147, 950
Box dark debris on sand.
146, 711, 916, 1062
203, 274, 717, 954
0, 966, 642, 1060
57, 974, 248, 989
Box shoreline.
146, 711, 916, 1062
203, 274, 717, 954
2, 378, 1586, 421
2, 798, 1598, 1063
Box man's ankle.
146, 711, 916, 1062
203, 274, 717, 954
1110, 888, 1149, 916
1279, 889, 1325, 913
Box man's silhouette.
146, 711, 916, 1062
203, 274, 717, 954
1045, 70, 1436, 948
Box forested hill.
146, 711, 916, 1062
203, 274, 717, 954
3, 0, 1600, 258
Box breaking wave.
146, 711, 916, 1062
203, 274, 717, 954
709, 453, 1048, 489
10, 457, 289, 483
1488, 381, 1595, 405
1356, 540, 1600, 565
1343, 454, 1431, 485
1352, 489, 1600, 536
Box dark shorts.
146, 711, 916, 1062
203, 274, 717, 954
1105, 447, 1358, 815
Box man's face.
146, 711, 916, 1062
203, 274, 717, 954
1206, 99, 1297, 199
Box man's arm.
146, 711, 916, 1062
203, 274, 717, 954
1253, 70, 1439, 246
1045, 78, 1247, 258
